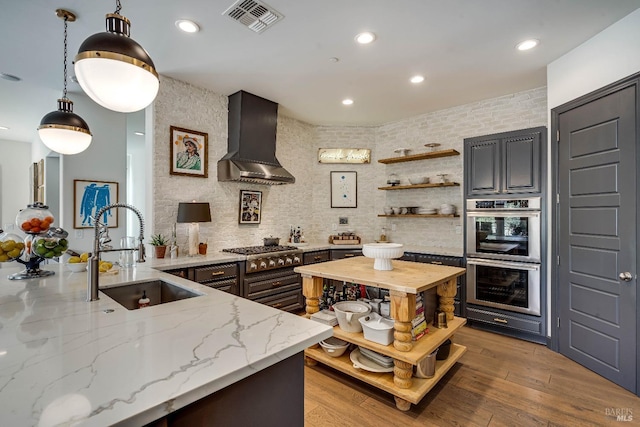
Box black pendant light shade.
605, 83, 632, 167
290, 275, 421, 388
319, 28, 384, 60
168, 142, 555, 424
38, 9, 92, 155
74, 5, 159, 113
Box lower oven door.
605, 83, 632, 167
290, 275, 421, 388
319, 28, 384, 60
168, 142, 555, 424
466, 258, 540, 316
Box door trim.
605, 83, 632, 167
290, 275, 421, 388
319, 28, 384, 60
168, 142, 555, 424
550, 71, 640, 395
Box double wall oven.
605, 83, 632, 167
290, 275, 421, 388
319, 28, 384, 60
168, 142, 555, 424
465, 197, 541, 316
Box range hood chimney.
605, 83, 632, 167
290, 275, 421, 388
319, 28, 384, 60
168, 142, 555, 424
217, 90, 295, 185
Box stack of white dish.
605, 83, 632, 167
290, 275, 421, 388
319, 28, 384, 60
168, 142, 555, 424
416, 208, 436, 215
358, 347, 394, 368
310, 309, 339, 327
319, 337, 350, 357
350, 348, 395, 372
439, 204, 456, 215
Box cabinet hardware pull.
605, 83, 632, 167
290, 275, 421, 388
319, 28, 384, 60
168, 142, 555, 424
273, 303, 283, 308
344, 254, 355, 257
493, 318, 508, 324
314, 256, 322, 260
211, 271, 225, 276
273, 281, 282, 287
431, 261, 443, 265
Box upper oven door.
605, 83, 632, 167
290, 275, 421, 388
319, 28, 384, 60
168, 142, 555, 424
466, 210, 540, 262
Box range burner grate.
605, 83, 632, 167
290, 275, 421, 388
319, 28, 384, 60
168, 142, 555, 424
222, 245, 298, 255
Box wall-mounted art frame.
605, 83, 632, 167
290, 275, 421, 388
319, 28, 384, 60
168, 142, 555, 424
239, 190, 262, 224
330, 171, 357, 208
74, 179, 119, 229
170, 126, 208, 178
318, 148, 371, 164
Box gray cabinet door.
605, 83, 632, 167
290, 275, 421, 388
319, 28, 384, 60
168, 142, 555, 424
466, 138, 500, 196
503, 132, 541, 193
557, 82, 637, 393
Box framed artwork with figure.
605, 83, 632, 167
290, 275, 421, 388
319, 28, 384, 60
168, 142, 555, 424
239, 190, 262, 224
170, 126, 208, 178
74, 180, 119, 229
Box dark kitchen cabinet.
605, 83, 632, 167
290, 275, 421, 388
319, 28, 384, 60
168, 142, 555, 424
166, 263, 239, 296
465, 126, 545, 196
466, 304, 545, 345
303, 250, 330, 265
330, 249, 362, 260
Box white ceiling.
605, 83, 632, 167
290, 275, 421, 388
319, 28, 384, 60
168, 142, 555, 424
1, 0, 639, 143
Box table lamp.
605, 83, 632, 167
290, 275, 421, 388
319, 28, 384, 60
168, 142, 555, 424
177, 202, 211, 256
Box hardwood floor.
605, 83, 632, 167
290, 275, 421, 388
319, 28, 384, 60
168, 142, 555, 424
304, 326, 639, 426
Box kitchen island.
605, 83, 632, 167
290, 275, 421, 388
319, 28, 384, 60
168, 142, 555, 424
0, 260, 332, 426
295, 257, 466, 411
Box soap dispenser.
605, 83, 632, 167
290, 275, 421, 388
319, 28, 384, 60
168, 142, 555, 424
138, 290, 150, 308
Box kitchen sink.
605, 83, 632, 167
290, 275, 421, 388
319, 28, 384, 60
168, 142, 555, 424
100, 279, 202, 310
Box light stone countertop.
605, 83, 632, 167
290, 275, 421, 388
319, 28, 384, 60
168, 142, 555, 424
0, 259, 332, 427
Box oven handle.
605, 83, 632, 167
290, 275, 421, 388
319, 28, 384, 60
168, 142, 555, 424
467, 258, 540, 271
466, 211, 540, 218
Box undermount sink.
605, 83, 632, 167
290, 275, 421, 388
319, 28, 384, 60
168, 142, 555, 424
101, 280, 202, 310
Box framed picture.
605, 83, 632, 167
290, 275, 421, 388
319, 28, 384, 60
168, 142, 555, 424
239, 190, 262, 224
170, 126, 208, 178
331, 171, 357, 208
73, 179, 119, 229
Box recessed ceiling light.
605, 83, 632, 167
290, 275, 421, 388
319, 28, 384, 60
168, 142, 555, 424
516, 39, 539, 51
355, 32, 376, 44
0, 72, 21, 82
0, 126, 9, 130
134, 131, 145, 136
175, 19, 200, 33
410, 75, 424, 84
342, 99, 354, 106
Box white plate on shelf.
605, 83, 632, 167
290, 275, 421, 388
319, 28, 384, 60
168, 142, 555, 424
349, 348, 394, 373
393, 148, 410, 156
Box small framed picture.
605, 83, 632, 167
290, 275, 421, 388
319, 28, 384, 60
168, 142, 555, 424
73, 179, 119, 229
239, 190, 262, 224
330, 171, 357, 208
170, 126, 208, 178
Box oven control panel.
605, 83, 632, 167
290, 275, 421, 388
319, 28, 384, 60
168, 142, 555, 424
467, 197, 540, 210
246, 253, 302, 273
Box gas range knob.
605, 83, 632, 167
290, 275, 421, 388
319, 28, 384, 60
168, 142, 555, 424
277, 258, 285, 266
259, 260, 267, 269
249, 261, 258, 271
285, 257, 293, 265
293, 256, 301, 264
268, 259, 276, 267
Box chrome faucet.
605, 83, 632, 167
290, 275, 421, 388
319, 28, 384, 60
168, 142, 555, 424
88, 203, 146, 302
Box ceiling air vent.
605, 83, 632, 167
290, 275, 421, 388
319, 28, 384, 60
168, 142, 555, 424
223, 0, 284, 34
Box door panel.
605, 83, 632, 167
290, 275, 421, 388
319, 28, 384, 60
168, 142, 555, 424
558, 83, 636, 393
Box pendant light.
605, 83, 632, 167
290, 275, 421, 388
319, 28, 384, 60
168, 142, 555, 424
74, 0, 159, 113
38, 9, 92, 155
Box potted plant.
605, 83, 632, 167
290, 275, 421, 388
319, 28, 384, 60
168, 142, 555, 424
150, 233, 168, 259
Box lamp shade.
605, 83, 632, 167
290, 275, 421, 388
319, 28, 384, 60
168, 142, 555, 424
177, 202, 211, 223
38, 99, 92, 155
74, 13, 159, 113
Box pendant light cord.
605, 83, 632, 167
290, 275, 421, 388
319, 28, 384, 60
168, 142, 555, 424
115, 0, 122, 14
62, 15, 68, 100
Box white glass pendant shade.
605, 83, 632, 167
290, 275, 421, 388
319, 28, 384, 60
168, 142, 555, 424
74, 14, 159, 113
38, 99, 92, 155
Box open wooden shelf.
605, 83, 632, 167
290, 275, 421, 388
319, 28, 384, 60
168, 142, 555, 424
331, 317, 466, 365
378, 214, 459, 218
378, 149, 460, 164
305, 343, 466, 405
378, 182, 460, 190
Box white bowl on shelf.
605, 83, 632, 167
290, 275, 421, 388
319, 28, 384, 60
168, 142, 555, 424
408, 176, 429, 185
362, 243, 404, 271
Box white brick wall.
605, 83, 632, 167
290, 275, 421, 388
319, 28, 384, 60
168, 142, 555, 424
152, 78, 546, 253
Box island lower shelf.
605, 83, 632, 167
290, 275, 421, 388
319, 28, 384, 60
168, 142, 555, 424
305, 343, 466, 405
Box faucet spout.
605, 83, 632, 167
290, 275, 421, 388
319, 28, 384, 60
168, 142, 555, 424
88, 203, 145, 302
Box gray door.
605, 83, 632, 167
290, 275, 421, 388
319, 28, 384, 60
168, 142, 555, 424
557, 83, 637, 393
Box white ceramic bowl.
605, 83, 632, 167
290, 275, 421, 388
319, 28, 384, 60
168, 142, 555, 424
408, 176, 428, 185
383, 206, 393, 215
319, 337, 350, 357
362, 243, 404, 270
333, 301, 372, 333
66, 262, 87, 272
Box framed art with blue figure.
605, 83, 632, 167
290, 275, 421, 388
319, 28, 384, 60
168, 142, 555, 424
170, 125, 208, 178
73, 179, 119, 229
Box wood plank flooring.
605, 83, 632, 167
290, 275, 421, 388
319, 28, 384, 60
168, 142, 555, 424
304, 326, 639, 426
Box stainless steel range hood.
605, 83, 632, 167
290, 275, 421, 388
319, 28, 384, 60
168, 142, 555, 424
217, 91, 295, 185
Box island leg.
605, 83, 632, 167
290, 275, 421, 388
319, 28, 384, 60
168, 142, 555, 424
394, 396, 412, 412
390, 291, 416, 389
437, 278, 458, 321
302, 275, 324, 318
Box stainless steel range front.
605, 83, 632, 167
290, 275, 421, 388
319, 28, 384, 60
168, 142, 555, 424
222, 245, 304, 312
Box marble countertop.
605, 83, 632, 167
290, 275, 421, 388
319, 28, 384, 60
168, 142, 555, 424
0, 260, 332, 427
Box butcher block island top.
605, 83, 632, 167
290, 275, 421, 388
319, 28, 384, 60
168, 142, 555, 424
295, 256, 467, 411
295, 256, 465, 294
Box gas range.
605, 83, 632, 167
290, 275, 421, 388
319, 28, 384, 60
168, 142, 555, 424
222, 245, 303, 274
